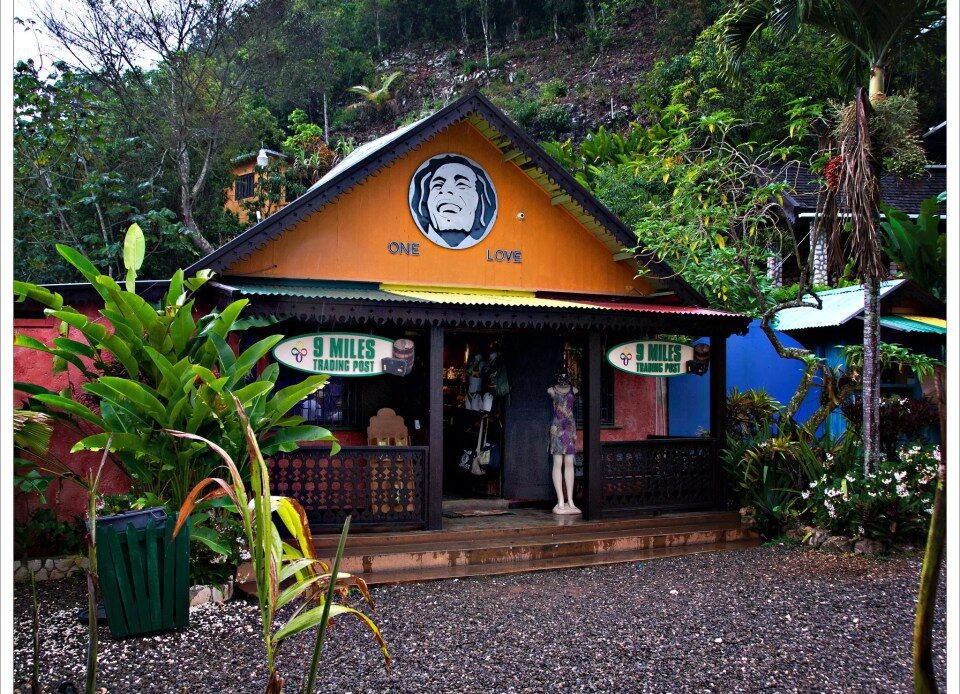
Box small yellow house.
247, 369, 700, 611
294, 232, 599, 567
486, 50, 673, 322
224, 148, 292, 225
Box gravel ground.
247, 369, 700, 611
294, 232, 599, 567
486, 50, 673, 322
14, 544, 946, 693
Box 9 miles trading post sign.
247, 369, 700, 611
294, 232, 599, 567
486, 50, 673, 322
607, 340, 694, 376
273, 333, 396, 376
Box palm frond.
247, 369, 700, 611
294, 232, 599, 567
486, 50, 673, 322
13, 409, 53, 455
715, 0, 777, 78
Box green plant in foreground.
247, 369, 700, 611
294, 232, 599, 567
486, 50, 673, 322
171, 396, 390, 694
14, 237, 337, 563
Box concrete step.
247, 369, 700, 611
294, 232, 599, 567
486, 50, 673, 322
312, 511, 743, 551
235, 512, 759, 595
353, 538, 760, 585
323, 526, 756, 575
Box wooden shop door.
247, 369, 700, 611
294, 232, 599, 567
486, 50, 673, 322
502, 333, 563, 500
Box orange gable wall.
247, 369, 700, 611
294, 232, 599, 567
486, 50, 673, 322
227, 120, 652, 296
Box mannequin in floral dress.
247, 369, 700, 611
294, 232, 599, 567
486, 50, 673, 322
547, 370, 580, 515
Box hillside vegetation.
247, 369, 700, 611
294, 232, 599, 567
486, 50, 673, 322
14, 0, 945, 285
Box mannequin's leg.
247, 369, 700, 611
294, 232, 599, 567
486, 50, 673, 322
563, 453, 580, 513
551, 454, 566, 514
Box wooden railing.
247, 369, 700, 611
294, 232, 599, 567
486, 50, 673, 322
599, 438, 719, 516
268, 446, 429, 531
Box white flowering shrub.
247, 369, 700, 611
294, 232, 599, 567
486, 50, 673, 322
800, 444, 940, 542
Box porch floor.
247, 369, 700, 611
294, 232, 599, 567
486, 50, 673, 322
311, 504, 760, 585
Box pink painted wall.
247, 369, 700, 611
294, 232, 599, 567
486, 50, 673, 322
575, 371, 664, 449
604, 370, 664, 441
14, 309, 131, 524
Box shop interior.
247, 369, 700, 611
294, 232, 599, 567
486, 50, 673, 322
442, 332, 508, 500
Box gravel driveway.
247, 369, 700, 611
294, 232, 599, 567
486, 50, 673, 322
13, 544, 946, 693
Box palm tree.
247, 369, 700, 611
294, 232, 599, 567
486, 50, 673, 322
717, 1, 945, 101
716, 6, 946, 691
347, 70, 404, 113
716, 0, 945, 472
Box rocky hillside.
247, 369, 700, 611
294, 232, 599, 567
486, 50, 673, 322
333, 6, 674, 145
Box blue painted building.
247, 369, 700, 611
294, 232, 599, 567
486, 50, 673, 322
669, 280, 945, 438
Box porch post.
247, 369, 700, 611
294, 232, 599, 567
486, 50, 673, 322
709, 334, 728, 510
427, 324, 444, 530
583, 331, 603, 520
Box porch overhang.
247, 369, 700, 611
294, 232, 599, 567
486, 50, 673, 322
208, 279, 751, 336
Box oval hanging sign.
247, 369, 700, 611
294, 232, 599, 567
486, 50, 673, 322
273, 333, 404, 377
606, 340, 695, 377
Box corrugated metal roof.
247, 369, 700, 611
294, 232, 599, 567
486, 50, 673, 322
880, 315, 947, 334
309, 116, 430, 191
220, 279, 743, 318
577, 300, 743, 317
773, 280, 906, 331
216, 280, 401, 302
382, 285, 591, 308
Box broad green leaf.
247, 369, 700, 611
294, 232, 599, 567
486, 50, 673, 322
232, 380, 274, 405
261, 426, 339, 456
196, 300, 246, 342
12, 281, 64, 310
52, 337, 96, 359
170, 301, 196, 354
165, 269, 185, 308
209, 333, 237, 372
227, 335, 283, 387
96, 377, 166, 423
55, 245, 102, 287
123, 222, 145, 292
191, 523, 232, 556
32, 394, 106, 429
72, 431, 144, 454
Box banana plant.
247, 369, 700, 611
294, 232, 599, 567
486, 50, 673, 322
14, 242, 338, 555
880, 193, 946, 299
171, 396, 390, 694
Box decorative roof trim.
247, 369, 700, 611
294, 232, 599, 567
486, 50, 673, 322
185, 91, 707, 306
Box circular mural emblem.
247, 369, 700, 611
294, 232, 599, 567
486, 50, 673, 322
408, 153, 498, 250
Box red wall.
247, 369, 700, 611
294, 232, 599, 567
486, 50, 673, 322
14, 309, 131, 524
576, 371, 664, 449
604, 370, 664, 441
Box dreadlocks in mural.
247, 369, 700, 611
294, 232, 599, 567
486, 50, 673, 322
408, 154, 498, 250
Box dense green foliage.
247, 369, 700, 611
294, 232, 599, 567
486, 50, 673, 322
637, 26, 844, 147
546, 102, 823, 313
15, 0, 944, 284
880, 194, 946, 299
14, 243, 338, 558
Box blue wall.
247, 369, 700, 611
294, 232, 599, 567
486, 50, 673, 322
668, 321, 822, 436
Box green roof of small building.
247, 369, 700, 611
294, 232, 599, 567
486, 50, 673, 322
772, 280, 906, 332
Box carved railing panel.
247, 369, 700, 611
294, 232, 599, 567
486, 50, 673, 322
600, 438, 718, 514
268, 446, 428, 530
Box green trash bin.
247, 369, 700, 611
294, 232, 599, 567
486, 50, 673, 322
94, 508, 191, 639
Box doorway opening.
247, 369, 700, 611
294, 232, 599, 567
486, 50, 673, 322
442, 331, 505, 501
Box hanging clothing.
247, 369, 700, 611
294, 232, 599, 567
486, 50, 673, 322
548, 387, 576, 455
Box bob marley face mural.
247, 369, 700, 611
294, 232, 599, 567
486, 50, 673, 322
409, 154, 497, 250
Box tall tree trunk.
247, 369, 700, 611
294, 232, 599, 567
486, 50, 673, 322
861, 276, 881, 474
323, 92, 329, 145
374, 0, 382, 56
177, 145, 215, 255
913, 365, 945, 693
478, 0, 491, 67
869, 65, 886, 101
585, 0, 597, 30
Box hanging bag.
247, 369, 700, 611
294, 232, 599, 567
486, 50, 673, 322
467, 416, 488, 475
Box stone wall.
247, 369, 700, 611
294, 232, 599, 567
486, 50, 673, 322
13, 555, 88, 582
